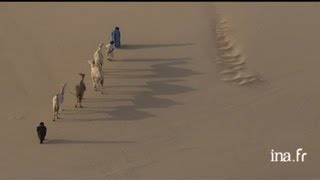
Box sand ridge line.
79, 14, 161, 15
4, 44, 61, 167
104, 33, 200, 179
215, 12, 261, 86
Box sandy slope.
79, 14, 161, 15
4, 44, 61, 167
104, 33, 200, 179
0, 2, 320, 179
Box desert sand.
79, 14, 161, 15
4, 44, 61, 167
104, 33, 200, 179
0, 2, 320, 179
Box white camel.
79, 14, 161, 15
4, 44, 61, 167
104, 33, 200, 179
52, 83, 67, 121
88, 60, 104, 92
94, 43, 104, 69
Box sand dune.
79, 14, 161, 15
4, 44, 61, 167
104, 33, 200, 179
0, 2, 320, 179
214, 13, 260, 86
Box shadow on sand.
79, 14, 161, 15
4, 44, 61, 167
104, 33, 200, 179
113, 57, 188, 63
63, 56, 200, 121
105, 60, 200, 79
62, 107, 155, 122
120, 43, 194, 50
100, 58, 200, 120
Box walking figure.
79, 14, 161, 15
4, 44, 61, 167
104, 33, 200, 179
37, 122, 47, 144
111, 26, 121, 48
106, 41, 115, 61
75, 73, 86, 108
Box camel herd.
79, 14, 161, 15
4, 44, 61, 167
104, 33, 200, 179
50, 13, 260, 122
52, 43, 111, 121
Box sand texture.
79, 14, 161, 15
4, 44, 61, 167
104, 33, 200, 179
0, 2, 320, 179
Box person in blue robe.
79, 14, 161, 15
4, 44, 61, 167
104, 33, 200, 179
111, 26, 121, 48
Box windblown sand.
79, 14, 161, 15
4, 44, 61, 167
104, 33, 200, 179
0, 2, 320, 179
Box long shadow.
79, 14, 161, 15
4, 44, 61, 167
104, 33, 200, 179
61, 108, 115, 115
114, 57, 189, 62
83, 98, 131, 102
101, 80, 195, 96
104, 60, 201, 79
61, 105, 155, 121
146, 80, 195, 95
103, 69, 151, 74
105, 106, 156, 121
120, 43, 194, 50
104, 79, 185, 88
102, 67, 198, 120
46, 139, 135, 144
66, 57, 200, 121
132, 91, 182, 109
96, 83, 193, 120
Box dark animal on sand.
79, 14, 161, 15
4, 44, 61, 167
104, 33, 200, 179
75, 73, 86, 108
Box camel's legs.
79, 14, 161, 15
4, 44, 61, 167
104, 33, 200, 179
57, 110, 60, 119
53, 110, 56, 121
79, 96, 83, 108
75, 99, 78, 108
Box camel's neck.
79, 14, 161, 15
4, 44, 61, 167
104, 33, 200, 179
60, 85, 66, 95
